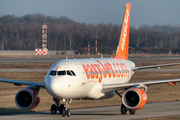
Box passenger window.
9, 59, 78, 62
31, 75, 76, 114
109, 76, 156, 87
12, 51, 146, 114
71, 70, 76, 76
67, 71, 72, 76
50, 71, 57, 76
58, 71, 66, 75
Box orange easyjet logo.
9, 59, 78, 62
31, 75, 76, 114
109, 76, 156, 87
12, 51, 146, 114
56, 66, 61, 69
82, 60, 129, 83
121, 8, 130, 51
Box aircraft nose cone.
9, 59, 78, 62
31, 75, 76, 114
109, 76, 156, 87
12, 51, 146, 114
45, 77, 65, 98
50, 79, 63, 97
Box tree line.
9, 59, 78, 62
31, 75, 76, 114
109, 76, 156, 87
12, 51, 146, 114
0, 14, 180, 54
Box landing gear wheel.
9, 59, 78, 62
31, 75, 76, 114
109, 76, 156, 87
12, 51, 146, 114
51, 104, 57, 114
59, 104, 64, 114
67, 109, 71, 117
62, 109, 66, 117
129, 109, 135, 115
121, 104, 127, 115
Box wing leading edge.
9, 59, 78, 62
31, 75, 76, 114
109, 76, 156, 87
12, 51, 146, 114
102, 78, 180, 93
0, 79, 45, 88
133, 63, 180, 70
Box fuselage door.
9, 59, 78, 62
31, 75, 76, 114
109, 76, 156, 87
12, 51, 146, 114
76, 63, 86, 84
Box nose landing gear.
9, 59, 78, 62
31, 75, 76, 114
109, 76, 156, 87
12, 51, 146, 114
50, 97, 72, 117
61, 99, 71, 117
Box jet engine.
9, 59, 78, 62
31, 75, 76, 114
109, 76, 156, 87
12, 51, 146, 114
122, 88, 147, 110
15, 89, 40, 110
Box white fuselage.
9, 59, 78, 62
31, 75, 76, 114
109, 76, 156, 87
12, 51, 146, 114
45, 58, 135, 100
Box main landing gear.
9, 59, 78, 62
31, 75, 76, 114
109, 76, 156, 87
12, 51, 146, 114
115, 91, 136, 115
51, 97, 72, 117
121, 104, 135, 115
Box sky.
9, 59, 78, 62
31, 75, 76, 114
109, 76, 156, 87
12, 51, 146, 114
0, 0, 180, 28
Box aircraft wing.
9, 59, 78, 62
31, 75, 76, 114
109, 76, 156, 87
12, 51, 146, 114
0, 79, 45, 88
133, 63, 180, 70
102, 78, 180, 93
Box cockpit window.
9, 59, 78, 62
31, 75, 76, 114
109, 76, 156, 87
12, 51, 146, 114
57, 71, 66, 75
67, 71, 72, 76
50, 70, 76, 76
49, 71, 57, 76
70, 70, 76, 76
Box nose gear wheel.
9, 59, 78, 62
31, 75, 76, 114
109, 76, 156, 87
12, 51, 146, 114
50, 98, 72, 117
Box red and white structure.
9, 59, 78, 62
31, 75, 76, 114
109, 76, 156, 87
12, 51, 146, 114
35, 23, 48, 55
42, 23, 47, 49
87, 42, 90, 55
35, 49, 48, 55
94, 36, 98, 55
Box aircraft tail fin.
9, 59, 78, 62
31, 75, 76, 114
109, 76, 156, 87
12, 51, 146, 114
114, 3, 131, 59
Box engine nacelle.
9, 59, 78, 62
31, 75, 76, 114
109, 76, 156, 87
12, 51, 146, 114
122, 88, 147, 110
15, 89, 40, 110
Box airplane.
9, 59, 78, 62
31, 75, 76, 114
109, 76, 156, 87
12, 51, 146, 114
0, 3, 180, 117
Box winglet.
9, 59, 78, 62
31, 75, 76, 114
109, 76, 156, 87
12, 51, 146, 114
114, 3, 131, 59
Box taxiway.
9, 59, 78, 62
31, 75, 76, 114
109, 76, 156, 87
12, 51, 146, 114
1, 101, 180, 120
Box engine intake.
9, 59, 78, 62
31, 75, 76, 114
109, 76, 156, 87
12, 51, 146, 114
122, 88, 147, 110
15, 89, 40, 110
